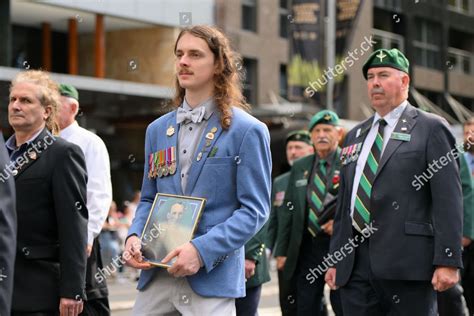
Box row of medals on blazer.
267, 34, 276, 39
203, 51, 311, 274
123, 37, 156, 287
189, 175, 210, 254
148, 125, 218, 179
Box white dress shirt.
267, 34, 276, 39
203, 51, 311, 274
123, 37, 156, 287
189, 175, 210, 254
177, 97, 216, 192
60, 121, 113, 245
350, 101, 408, 217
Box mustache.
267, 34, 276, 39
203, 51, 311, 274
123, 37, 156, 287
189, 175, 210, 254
371, 87, 384, 95
178, 68, 193, 74
316, 138, 329, 143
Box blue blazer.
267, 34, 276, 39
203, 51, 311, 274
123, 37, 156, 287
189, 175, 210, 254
128, 107, 272, 298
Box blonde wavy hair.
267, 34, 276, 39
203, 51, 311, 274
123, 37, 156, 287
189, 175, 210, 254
172, 25, 249, 129
10, 70, 60, 135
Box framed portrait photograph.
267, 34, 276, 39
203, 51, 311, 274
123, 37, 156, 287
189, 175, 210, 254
140, 193, 206, 268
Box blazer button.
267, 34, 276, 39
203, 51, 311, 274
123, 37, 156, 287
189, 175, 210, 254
22, 247, 30, 256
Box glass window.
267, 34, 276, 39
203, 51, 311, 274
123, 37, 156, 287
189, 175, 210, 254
373, 0, 402, 11
242, 0, 257, 32
372, 29, 404, 52
280, 64, 288, 99
242, 58, 258, 105
448, 48, 473, 75
448, 0, 471, 14
413, 19, 441, 69
279, 0, 290, 38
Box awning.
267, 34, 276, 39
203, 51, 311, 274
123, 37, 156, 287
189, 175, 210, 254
410, 88, 458, 125
444, 92, 474, 124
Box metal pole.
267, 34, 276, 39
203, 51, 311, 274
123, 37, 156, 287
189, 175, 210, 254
326, 0, 336, 111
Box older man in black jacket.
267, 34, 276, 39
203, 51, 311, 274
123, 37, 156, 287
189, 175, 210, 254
6, 70, 88, 315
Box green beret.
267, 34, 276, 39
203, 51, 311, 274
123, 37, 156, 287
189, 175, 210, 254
286, 130, 312, 145
308, 110, 340, 131
59, 84, 79, 101
362, 48, 409, 79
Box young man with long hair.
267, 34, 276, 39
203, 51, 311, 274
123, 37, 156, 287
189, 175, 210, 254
125, 25, 272, 315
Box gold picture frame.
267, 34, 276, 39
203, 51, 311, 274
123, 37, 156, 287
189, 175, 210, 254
140, 193, 206, 268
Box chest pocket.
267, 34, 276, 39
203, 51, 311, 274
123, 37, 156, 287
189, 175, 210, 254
201, 157, 237, 203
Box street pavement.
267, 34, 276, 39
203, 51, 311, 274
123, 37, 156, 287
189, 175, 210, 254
108, 259, 335, 316
109, 261, 280, 316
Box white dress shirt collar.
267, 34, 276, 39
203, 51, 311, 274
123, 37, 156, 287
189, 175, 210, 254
373, 100, 408, 129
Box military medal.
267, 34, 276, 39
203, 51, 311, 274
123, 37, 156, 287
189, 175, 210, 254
167, 126, 175, 137
353, 143, 362, 161
160, 149, 166, 177
169, 147, 177, 175
162, 148, 170, 177
153, 152, 159, 177
340, 146, 348, 164
274, 191, 285, 207
148, 153, 154, 178
347, 145, 355, 162
160, 150, 167, 177
157, 151, 164, 178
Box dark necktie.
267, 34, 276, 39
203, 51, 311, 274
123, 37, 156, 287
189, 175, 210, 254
353, 119, 387, 232
307, 159, 328, 236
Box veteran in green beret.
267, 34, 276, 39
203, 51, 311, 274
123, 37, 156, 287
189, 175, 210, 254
266, 130, 313, 316
325, 48, 463, 316
275, 110, 344, 315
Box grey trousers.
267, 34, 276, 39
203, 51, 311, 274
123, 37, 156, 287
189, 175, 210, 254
132, 269, 236, 316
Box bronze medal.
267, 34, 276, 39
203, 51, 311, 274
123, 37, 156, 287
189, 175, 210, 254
157, 150, 164, 178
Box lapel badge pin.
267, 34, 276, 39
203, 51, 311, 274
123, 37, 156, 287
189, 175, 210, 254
166, 126, 175, 137
28, 151, 37, 160
210, 127, 218, 133
206, 132, 215, 140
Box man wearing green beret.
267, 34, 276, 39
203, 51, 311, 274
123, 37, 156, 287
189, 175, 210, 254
275, 110, 343, 315
325, 48, 463, 315
58, 84, 113, 315
266, 130, 313, 316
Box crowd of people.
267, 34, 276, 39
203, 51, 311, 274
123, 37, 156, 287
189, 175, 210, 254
0, 24, 472, 316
